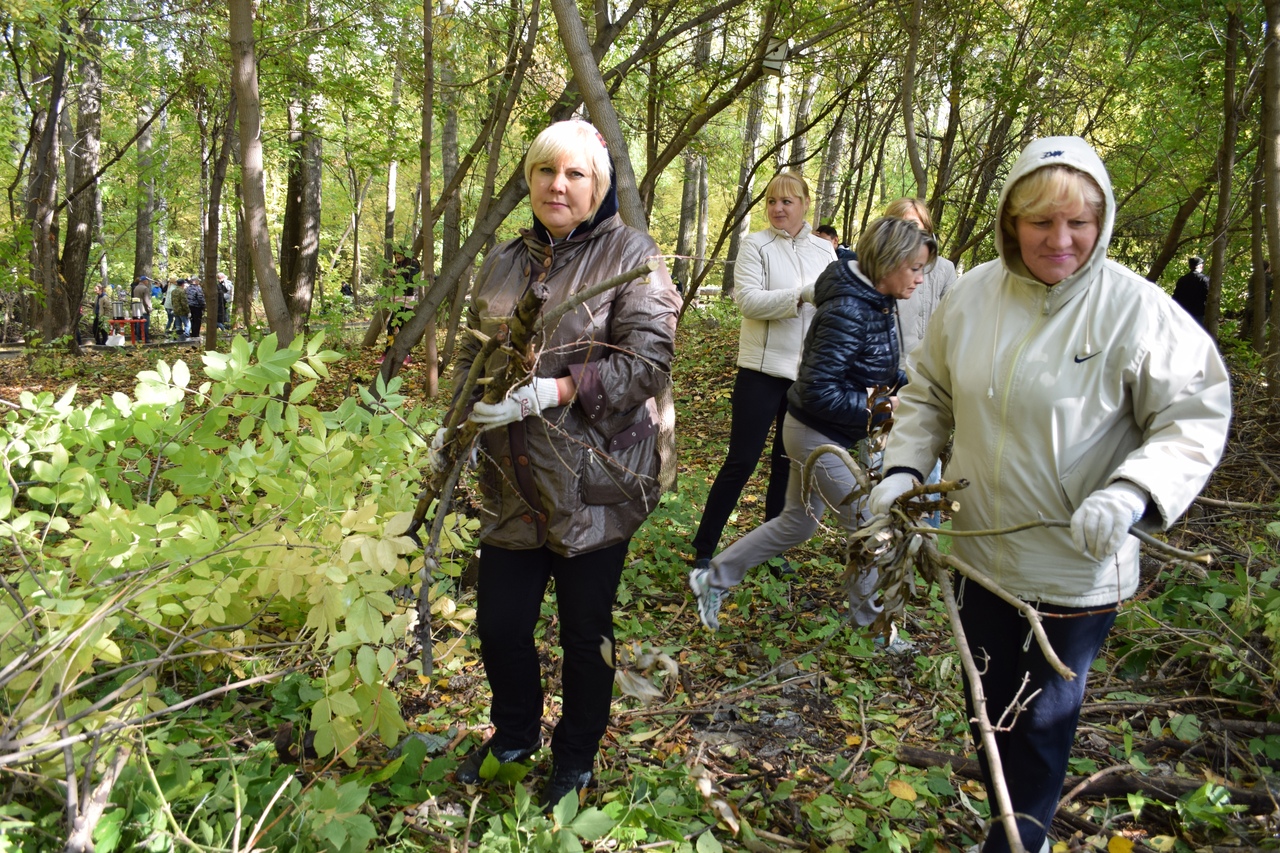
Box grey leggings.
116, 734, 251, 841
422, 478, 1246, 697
708, 415, 881, 627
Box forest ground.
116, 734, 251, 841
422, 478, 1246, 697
2, 304, 1278, 852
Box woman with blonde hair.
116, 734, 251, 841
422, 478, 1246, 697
871, 139, 1230, 851
689, 172, 834, 573
690, 217, 934, 631
450, 119, 680, 811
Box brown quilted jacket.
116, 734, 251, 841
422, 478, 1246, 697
455, 214, 680, 556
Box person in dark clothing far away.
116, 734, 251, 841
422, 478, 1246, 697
815, 223, 857, 262
1172, 255, 1209, 327
186, 278, 206, 340
379, 248, 422, 365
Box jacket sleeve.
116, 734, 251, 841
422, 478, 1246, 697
1109, 314, 1231, 528
793, 301, 872, 429
569, 234, 680, 422
732, 234, 805, 321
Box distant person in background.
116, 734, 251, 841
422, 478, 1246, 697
1172, 255, 1209, 328
186, 277, 206, 340
170, 278, 190, 338
815, 224, 856, 261
688, 172, 835, 573
92, 284, 107, 345
216, 272, 231, 330
132, 276, 153, 343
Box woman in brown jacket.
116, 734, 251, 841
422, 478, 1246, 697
450, 120, 680, 811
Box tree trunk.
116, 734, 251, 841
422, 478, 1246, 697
672, 149, 700, 290
1249, 149, 1267, 350
438, 61, 469, 374
58, 10, 101, 348
133, 104, 154, 283
548, 0, 647, 229
203, 93, 236, 350
722, 77, 767, 299
235, 178, 253, 328
816, 98, 848, 228
230, 0, 294, 346
695, 154, 709, 280
1206, 11, 1240, 339
788, 73, 818, 170
29, 37, 67, 344
1266, 0, 1280, 386
419, 0, 438, 398
901, 0, 927, 197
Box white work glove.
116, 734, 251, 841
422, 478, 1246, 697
868, 472, 918, 516
468, 377, 561, 429
1070, 481, 1148, 560
428, 428, 447, 473
799, 282, 816, 305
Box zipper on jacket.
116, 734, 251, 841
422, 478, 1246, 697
989, 290, 1050, 581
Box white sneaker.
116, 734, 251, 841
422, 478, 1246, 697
688, 565, 724, 632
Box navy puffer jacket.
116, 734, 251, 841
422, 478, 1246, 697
787, 259, 907, 447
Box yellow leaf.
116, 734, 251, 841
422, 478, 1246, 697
1107, 837, 1134, 853
845, 734, 862, 746
887, 779, 917, 801
1147, 837, 1176, 852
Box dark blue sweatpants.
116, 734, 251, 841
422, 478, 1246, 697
957, 576, 1117, 852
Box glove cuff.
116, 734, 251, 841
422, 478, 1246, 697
1106, 480, 1148, 516
532, 377, 561, 410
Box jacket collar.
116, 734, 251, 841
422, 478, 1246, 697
815, 259, 896, 311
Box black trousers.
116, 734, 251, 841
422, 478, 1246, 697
958, 577, 1117, 852
190, 305, 203, 339
691, 367, 791, 560
476, 541, 627, 770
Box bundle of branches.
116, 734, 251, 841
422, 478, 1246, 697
401, 260, 659, 675
798, 414, 1213, 853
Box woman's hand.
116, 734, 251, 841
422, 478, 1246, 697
469, 378, 562, 429
868, 472, 918, 515
1070, 481, 1147, 559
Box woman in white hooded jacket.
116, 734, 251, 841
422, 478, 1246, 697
870, 137, 1231, 852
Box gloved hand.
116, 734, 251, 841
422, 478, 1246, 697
468, 377, 561, 429
428, 428, 447, 473
1070, 481, 1147, 560
868, 472, 918, 516
799, 282, 816, 305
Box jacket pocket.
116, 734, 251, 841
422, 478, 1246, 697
581, 406, 660, 506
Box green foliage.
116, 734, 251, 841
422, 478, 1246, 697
0, 332, 476, 849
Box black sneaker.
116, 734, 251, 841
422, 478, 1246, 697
453, 735, 541, 785
539, 763, 593, 813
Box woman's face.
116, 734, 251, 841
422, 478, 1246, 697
876, 245, 931, 300
1014, 197, 1099, 285
529, 156, 596, 239
767, 192, 807, 237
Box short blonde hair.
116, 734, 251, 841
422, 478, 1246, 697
765, 172, 810, 208
883, 197, 933, 233
524, 120, 613, 220
856, 216, 938, 285
1001, 165, 1104, 247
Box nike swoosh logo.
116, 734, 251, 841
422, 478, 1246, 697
1074, 352, 1101, 363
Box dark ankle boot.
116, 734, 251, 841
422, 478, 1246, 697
454, 735, 541, 785
539, 762, 593, 812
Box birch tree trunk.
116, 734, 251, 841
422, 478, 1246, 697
230, 0, 294, 346
672, 149, 700, 290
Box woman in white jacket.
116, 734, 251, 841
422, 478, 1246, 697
689, 172, 834, 570
870, 138, 1231, 853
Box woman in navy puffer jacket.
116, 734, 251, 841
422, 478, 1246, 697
690, 217, 936, 631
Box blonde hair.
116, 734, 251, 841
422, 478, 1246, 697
765, 172, 811, 208
883, 197, 934, 233
857, 216, 938, 285
1001, 165, 1104, 247
524, 120, 613, 220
